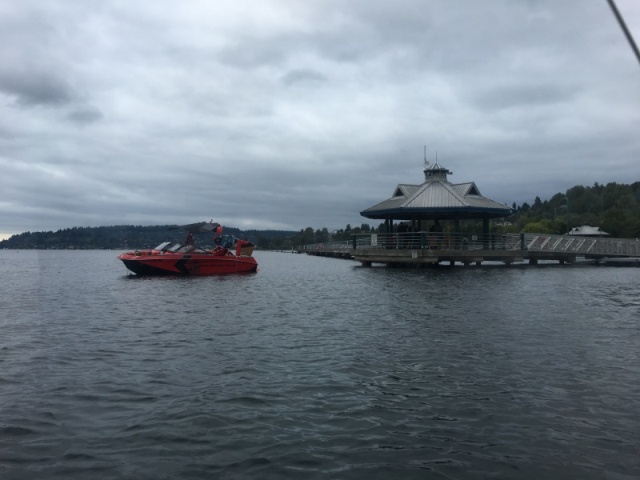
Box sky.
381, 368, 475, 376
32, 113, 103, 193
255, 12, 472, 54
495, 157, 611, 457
1, 0, 639, 238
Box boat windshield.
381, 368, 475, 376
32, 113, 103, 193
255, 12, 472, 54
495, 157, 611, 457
154, 241, 172, 251
167, 243, 182, 252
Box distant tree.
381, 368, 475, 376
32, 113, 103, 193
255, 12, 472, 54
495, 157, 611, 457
300, 227, 315, 245
315, 228, 330, 243
522, 220, 554, 233
533, 196, 542, 209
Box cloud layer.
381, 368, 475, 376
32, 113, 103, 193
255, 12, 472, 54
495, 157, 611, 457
2, 0, 639, 236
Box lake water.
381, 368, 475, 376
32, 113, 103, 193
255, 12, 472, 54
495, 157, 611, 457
1, 250, 639, 479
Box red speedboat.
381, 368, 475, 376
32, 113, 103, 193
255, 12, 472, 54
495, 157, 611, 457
118, 221, 257, 276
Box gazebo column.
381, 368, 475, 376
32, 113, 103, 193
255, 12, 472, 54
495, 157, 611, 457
483, 217, 490, 248
453, 218, 460, 249
411, 218, 419, 248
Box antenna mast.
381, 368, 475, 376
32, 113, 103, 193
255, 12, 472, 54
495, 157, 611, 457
607, 0, 640, 67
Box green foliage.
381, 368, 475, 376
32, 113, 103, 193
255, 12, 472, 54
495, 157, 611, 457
508, 181, 640, 237
522, 220, 554, 233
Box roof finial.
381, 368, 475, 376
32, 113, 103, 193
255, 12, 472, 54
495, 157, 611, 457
423, 145, 429, 168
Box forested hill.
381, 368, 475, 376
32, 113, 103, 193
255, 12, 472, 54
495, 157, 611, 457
0, 225, 296, 250
508, 181, 640, 238
2, 181, 640, 250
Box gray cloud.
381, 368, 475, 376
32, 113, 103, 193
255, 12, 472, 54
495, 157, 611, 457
0, 70, 75, 106
281, 69, 328, 87
0, 0, 639, 238
67, 107, 103, 125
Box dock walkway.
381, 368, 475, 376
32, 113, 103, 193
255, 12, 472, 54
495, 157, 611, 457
300, 233, 640, 267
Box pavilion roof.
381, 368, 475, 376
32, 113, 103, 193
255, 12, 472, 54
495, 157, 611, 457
360, 165, 512, 221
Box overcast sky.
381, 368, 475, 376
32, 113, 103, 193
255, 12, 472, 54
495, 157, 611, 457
1, 0, 639, 238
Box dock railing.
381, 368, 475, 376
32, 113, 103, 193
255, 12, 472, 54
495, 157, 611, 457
522, 233, 640, 257
352, 232, 519, 251
300, 233, 518, 253
298, 240, 353, 253
300, 232, 640, 258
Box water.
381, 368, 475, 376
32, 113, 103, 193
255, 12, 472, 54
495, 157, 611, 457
1, 250, 639, 479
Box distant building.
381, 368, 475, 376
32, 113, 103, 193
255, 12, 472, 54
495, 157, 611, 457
568, 225, 610, 236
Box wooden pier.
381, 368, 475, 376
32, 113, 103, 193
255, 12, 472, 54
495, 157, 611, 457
301, 233, 640, 267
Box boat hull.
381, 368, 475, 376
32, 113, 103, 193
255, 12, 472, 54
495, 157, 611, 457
118, 250, 258, 276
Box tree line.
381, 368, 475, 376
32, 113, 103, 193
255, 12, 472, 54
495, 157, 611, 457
506, 181, 640, 238
2, 181, 639, 250
0, 225, 295, 250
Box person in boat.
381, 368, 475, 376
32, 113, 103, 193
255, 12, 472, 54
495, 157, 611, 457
212, 225, 233, 254
174, 230, 197, 253
213, 225, 236, 250
212, 245, 229, 256
214, 224, 223, 241
215, 235, 235, 249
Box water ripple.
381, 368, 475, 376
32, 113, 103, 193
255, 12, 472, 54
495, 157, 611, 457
0, 251, 639, 479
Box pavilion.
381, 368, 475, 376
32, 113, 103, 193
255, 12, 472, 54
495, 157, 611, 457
360, 161, 513, 236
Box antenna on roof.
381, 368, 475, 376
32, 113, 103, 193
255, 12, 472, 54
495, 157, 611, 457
423, 145, 429, 167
